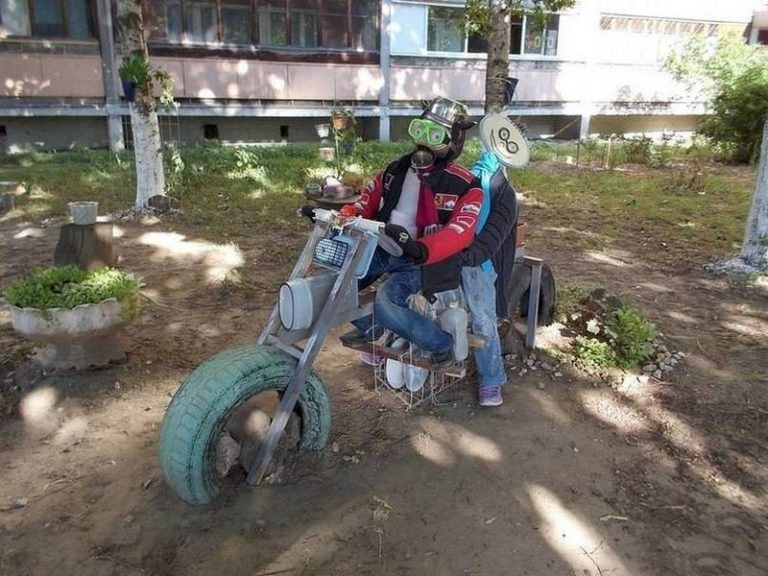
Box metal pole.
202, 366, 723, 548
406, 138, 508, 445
378, 0, 392, 142
247, 233, 374, 485
96, 0, 124, 151
524, 256, 543, 349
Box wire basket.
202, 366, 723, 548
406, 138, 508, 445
313, 236, 351, 270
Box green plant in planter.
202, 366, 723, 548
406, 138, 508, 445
118, 54, 152, 86
4, 265, 142, 321
118, 54, 175, 110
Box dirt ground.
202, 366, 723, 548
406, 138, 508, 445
1, 198, 767, 575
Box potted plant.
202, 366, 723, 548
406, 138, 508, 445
4, 266, 142, 369
330, 109, 354, 132
118, 54, 151, 102
118, 54, 175, 109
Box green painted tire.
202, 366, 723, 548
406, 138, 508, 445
158, 345, 331, 506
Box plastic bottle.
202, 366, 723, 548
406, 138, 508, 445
439, 300, 469, 361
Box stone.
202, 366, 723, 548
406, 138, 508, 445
642, 364, 656, 374
540, 362, 554, 372
653, 370, 663, 379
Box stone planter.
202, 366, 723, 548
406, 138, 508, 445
10, 298, 129, 369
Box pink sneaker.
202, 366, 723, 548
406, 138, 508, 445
479, 386, 503, 407
359, 351, 382, 366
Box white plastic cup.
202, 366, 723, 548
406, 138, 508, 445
68, 201, 98, 225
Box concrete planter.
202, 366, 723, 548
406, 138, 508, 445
68, 201, 98, 225
10, 298, 129, 369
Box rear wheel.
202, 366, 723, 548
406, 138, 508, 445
502, 261, 557, 354
505, 260, 557, 326
158, 345, 331, 506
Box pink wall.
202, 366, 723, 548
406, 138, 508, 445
153, 58, 381, 101
0, 54, 103, 98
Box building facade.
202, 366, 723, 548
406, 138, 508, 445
0, 0, 766, 152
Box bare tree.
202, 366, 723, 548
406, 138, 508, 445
465, 0, 575, 113
741, 120, 768, 268
116, 0, 166, 211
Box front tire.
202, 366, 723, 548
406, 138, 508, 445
158, 345, 331, 506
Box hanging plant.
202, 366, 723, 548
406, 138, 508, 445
118, 54, 175, 109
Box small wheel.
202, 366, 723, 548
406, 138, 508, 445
158, 345, 331, 506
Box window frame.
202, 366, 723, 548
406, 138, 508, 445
0, 0, 97, 40
422, 4, 561, 59
144, 0, 380, 52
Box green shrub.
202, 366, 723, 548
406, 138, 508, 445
605, 302, 659, 369
4, 266, 141, 320
621, 136, 653, 165
561, 289, 658, 371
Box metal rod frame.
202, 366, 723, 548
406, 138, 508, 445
524, 256, 543, 349
247, 223, 375, 485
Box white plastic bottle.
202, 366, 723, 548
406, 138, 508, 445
439, 300, 469, 361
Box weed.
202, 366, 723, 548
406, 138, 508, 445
555, 283, 593, 322
571, 336, 615, 370
562, 288, 658, 371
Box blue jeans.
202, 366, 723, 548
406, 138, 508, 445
462, 266, 507, 388
374, 268, 453, 354
351, 247, 419, 339
352, 248, 453, 354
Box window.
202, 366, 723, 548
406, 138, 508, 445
0, 0, 94, 38
147, 0, 379, 50
352, 0, 377, 50
599, 15, 720, 38
426, 7, 559, 56
0, 0, 31, 36
523, 14, 558, 56
427, 6, 463, 52
221, 0, 251, 44
185, 0, 216, 43
319, 0, 346, 49
290, 0, 317, 48
258, 0, 287, 46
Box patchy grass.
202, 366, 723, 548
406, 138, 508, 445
513, 164, 753, 263
0, 141, 754, 265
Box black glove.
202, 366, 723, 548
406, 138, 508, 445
422, 255, 462, 302
299, 204, 317, 223
384, 224, 428, 264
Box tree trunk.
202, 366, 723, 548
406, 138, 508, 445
116, 0, 165, 211
484, 1, 511, 113
741, 119, 768, 268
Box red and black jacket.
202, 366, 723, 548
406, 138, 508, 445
356, 154, 483, 265
355, 153, 483, 295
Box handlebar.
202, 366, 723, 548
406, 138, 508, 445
309, 208, 403, 257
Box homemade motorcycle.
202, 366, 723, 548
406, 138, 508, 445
157, 113, 555, 506
157, 208, 484, 505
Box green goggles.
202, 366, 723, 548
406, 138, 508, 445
408, 118, 449, 149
